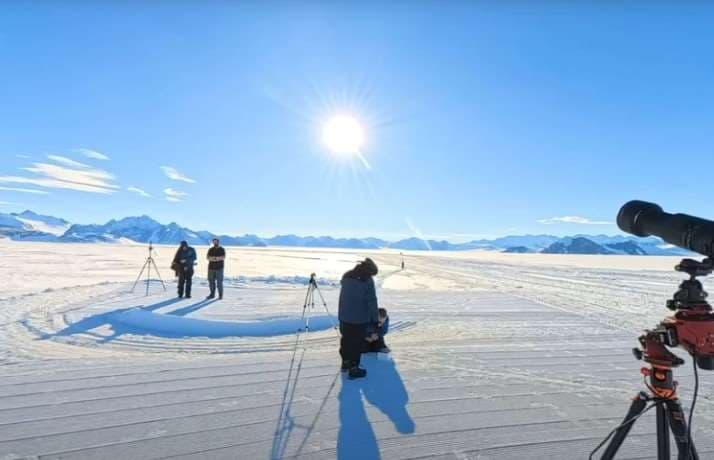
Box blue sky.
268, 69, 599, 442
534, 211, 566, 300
1, 2, 713, 241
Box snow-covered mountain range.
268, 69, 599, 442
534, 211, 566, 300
0, 210, 691, 255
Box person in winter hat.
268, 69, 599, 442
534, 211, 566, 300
338, 258, 379, 379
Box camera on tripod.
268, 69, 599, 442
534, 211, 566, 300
618, 201, 714, 371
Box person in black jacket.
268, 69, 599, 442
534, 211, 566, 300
172, 241, 197, 298
206, 238, 226, 300
338, 257, 379, 379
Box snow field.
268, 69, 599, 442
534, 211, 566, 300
0, 243, 713, 459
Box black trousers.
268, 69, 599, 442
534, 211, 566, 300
340, 322, 367, 368
178, 269, 194, 297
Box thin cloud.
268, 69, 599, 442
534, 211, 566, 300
128, 186, 151, 197
76, 148, 110, 161
0, 160, 119, 194
0, 186, 50, 195
161, 166, 196, 184
538, 216, 612, 225
47, 155, 91, 169
164, 187, 188, 202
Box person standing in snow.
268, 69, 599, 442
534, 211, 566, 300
338, 258, 380, 379
172, 240, 197, 299
206, 238, 226, 300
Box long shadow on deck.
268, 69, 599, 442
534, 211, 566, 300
270, 354, 414, 460
337, 357, 416, 460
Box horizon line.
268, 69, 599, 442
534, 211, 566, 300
1, 207, 640, 245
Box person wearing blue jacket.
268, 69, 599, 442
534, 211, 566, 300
172, 241, 197, 299
338, 258, 379, 379
364, 308, 390, 353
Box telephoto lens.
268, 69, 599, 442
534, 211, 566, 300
617, 201, 714, 257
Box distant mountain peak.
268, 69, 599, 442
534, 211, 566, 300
12, 210, 69, 226
541, 237, 613, 255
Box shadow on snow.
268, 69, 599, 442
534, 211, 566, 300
42, 297, 332, 341
271, 351, 415, 460
337, 357, 416, 460
43, 297, 219, 343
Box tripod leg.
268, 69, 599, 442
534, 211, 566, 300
656, 403, 670, 460
151, 259, 167, 291
314, 285, 339, 334
664, 399, 699, 460
300, 284, 313, 334
301, 284, 312, 322
306, 287, 314, 333
132, 260, 149, 292
146, 258, 151, 297
601, 393, 649, 460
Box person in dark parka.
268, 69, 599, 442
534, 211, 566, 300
172, 241, 197, 298
338, 258, 379, 379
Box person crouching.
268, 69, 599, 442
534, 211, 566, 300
338, 258, 379, 380
364, 308, 390, 354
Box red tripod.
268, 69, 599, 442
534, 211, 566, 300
596, 258, 714, 460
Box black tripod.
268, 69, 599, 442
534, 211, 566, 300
599, 388, 698, 460
131, 242, 166, 296
300, 273, 338, 335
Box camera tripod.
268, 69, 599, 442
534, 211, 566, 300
131, 242, 166, 296
299, 273, 338, 335
593, 258, 714, 460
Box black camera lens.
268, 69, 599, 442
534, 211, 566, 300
617, 201, 714, 257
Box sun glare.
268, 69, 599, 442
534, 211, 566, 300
322, 115, 365, 155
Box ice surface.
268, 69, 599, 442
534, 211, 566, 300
0, 241, 712, 459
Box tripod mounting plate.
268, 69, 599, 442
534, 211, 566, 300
676, 258, 714, 278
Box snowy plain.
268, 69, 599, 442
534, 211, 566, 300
1, 239, 713, 459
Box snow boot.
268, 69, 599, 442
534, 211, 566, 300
348, 367, 367, 379
341, 360, 352, 371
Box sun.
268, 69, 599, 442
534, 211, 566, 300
321, 114, 365, 155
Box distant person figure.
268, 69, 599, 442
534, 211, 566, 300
172, 240, 196, 299
338, 258, 379, 380
206, 238, 226, 300
400, 252, 405, 270
364, 308, 390, 353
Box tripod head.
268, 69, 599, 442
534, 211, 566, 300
666, 258, 713, 311
633, 257, 714, 381
146, 241, 158, 261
